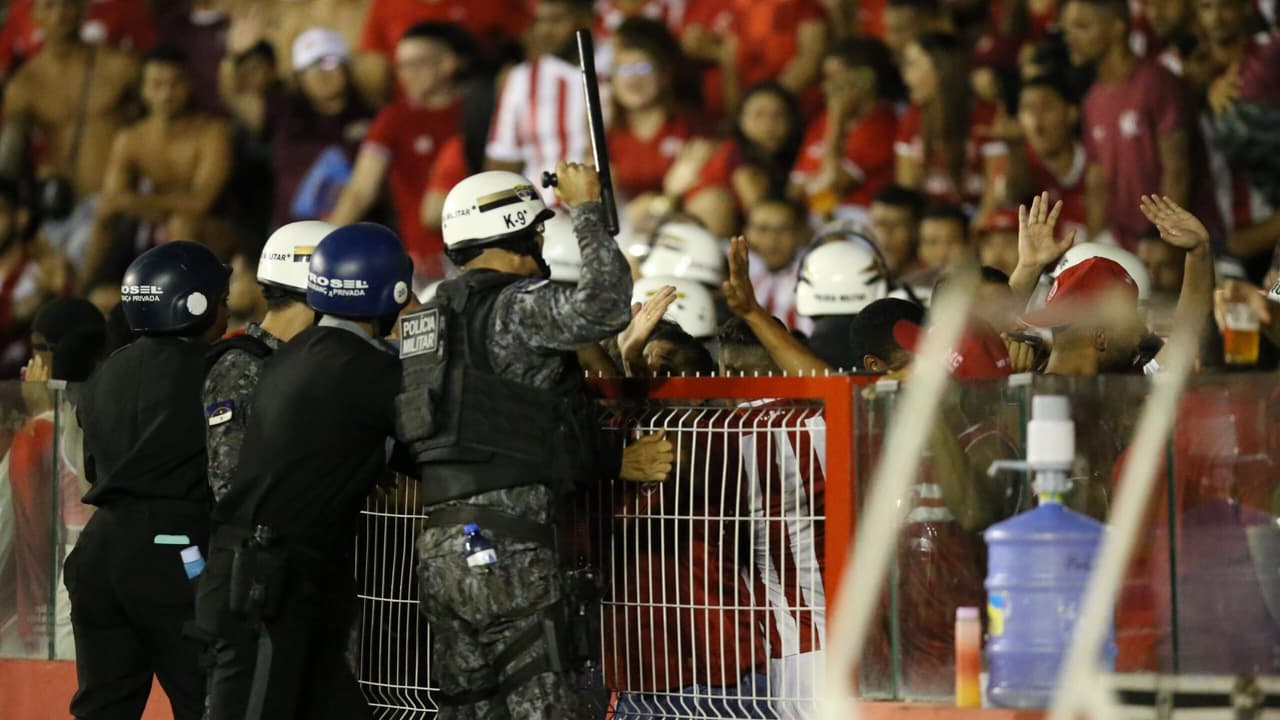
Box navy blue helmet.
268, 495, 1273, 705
120, 242, 230, 335
306, 223, 412, 318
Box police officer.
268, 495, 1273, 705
202, 223, 412, 720
203, 221, 332, 501
396, 162, 631, 718
67, 242, 230, 720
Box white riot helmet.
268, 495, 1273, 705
540, 212, 581, 283
795, 239, 890, 317
259, 220, 336, 293
1052, 242, 1151, 300
632, 276, 717, 339
441, 171, 555, 251
640, 222, 725, 286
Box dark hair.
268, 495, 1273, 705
735, 82, 805, 196
142, 45, 190, 71
718, 315, 767, 349
649, 321, 716, 375
887, 0, 942, 12
873, 184, 927, 220
32, 298, 107, 382
825, 37, 905, 102
750, 194, 807, 224
913, 33, 971, 195
543, 0, 596, 12
1066, 0, 1130, 24
1021, 73, 1078, 105
923, 203, 970, 239
612, 17, 698, 113
0, 177, 21, 209
981, 265, 1011, 284
400, 22, 477, 65
236, 40, 277, 67
847, 298, 925, 371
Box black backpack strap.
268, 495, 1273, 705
205, 333, 273, 372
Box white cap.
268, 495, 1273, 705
292, 28, 350, 72
541, 212, 581, 283
180, 546, 203, 563
640, 222, 725, 286
442, 171, 554, 250
1051, 241, 1151, 301
259, 221, 336, 293
632, 276, 717, 338
795, 240, 889, 317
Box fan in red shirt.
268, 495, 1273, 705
681, 83, 805, 238
895, 34, 1007, 211
607, 19, 699, 199
1063, 0, 1220, 250
726, 0, 828, 108
1008, 75, 1088, 237
790, 37, 900, 221
329, 23, 468, 281
359, 0, 527, 66
0, 0, 155, 77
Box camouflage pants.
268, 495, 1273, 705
416, 486, 595, 720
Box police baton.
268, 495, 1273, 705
539, 31, 620, 237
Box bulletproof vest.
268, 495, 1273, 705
205, 332, 273, 372
396, 270, 600, 506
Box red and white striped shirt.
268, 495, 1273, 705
486, 55, 591, 204
748, 252, 814, 334
736, 402, 827, 657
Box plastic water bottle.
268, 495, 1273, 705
181, 546, 205, 580
985, 396, 1115, 708
463, 524, 498, 568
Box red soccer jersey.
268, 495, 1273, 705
727, 0, 826, 91
359, 0, 528, 60
791, 101, 899, 212
1025, 142, 1088, 237
1082, 60, 1191, 250
363, 97, 463, 270
684, 139, 740, 205
426, 134, 469, 196
0, 0, 156, 73
606, 113, 695, 198
894, 101, 1007, 205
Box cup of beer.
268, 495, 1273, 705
1223, 302, 1260, 366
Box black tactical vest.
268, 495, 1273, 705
396, 270, 601, 506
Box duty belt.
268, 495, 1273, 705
424, 505, 556, 549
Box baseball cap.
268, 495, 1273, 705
980, 207, 1019, 234
1020, 256, 1139, 328
892, 319, 1013, 380
292, 28, 350, 72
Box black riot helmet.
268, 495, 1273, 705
120, 242, 231, 336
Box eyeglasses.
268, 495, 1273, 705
307, 56, 345, 73
747, 223, 796, 235
615, 61, 655, 78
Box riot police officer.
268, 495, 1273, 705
201, 223, 412, 720
203, 221, 332, 501
68, 242, 230, 720
396, 162, 632, 718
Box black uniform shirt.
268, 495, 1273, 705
213, 323, 399, 553
78, 336, 213, 508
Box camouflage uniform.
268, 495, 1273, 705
202, 323, 281, 501
415, 201, 631, 720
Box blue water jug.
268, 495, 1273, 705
463, 524, 498, 568
985, 395, 1115, 708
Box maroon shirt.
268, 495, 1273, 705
1083, 60, 1202, 249
263, 88, 372, 229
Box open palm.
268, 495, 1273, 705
1018, 191, 1075, 268
1139, 195, 1209, 249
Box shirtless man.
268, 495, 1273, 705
83, 47, 233, 286
0, 0, 139, 272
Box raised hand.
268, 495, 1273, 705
1017, 191, 1075, 270
721, 236, 763, 318
1139, 194, 1209, 250
618, 285, 677, 375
